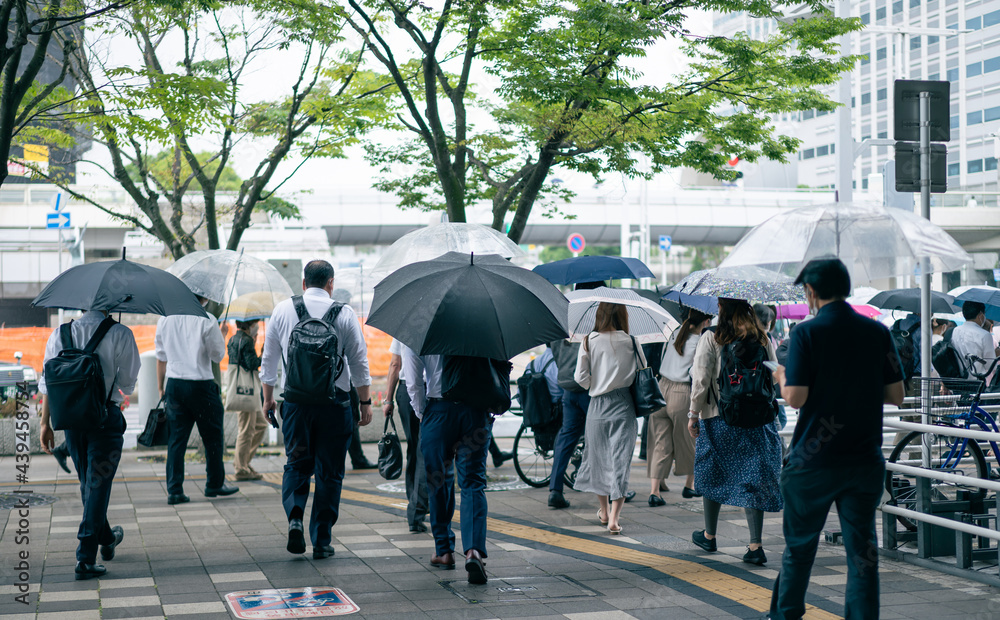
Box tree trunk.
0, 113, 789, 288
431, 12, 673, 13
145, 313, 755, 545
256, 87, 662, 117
507, 151, 556, 243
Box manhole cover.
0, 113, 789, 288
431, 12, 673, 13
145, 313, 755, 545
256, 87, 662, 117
0, 492, 58, 510
376, 474, 528, 494
441, 575, 600, 604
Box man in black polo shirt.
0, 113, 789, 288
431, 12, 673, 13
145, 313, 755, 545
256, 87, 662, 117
768, 259, 904, 620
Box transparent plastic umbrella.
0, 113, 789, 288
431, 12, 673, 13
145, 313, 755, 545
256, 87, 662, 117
223, 291, 289, 321
672, 267, 804, 302
566, 287, 679, 344
167, 249, 294, 313
370, 223, 526, 281
716, 202, 973, 286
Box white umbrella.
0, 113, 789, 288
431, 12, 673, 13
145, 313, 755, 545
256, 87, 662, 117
371, 223, 525, 280
716, 202, 973, 286
167, 249, 294, 317
566, 287, 679, 344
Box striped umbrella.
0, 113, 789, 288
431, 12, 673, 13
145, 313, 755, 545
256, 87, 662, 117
566, 287, 679, 344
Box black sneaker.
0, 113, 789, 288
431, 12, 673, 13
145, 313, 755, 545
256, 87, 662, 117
548, 491, 570, 509
692, 530, 717, 552
743, 546, 767, 565
287, 519, 306, 554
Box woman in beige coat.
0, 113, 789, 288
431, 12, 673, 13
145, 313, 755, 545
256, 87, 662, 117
687, 298, 783, 566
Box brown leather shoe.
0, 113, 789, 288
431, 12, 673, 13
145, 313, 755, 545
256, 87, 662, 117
430, 552, 455, 570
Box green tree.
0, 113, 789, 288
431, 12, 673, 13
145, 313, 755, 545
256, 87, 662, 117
342, 0, 859, 243
51, 0, 389, 258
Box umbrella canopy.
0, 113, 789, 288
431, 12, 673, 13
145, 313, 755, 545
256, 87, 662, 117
370, 223, 526, 281
662, 290, 719, 315
868, 288, 957, 315
223, 291, 288, 322
32, 259, 208, 317
367, 252, 568, 359
533, 255, 654, 285
167, 249, 293, 306
566, 287, 679, 344
953, 286, 1000, 321
715, 202, 973, 286
672, 267, 804, 302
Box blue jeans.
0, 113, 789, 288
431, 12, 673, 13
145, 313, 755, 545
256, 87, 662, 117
770, 463, 884, 620
165, 378, 226, 494
281, 398, 353, 548
420, 400, 490, 558
64, 405, 125, 564
549, 390, 590, 492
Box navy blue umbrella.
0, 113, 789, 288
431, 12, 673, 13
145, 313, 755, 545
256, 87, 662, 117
662, 290, 719, 315
533, 255, 654, 285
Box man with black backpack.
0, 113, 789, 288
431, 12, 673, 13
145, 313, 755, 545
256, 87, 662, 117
260, 260, 372, 559
38, 310, 140, 580
768, 259, 905, 620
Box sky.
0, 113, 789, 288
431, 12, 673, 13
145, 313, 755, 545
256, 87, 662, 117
75, 5, 714, 221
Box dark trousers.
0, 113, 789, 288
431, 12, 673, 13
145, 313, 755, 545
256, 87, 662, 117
421, 400, 490, 557
281, 398, 353, 548
64, 405, 125, 564
396, 380, 428, 526
549, 389, 590, 493
165, 378, 226, 495
770, 464, 884, 620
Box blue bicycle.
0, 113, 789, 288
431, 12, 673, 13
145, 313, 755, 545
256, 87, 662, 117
886, 355, 1000, 532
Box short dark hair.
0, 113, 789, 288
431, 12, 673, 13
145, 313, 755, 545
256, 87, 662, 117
575, 280, 604, 291
236, 320, 257, 331
794, 258, 851, 300
963, 300, 986, 320
304, 260, 334, 289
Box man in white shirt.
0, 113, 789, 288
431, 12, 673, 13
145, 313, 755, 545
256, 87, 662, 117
156, 298, 238, 505
260, 260, 373, 559
39, 311, 140, 580
384, 338, 428, 532
403, 346, 490, 585
952, 301, 999, 379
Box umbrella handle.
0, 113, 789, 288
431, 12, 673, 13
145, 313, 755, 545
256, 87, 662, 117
221, 248, 245, 324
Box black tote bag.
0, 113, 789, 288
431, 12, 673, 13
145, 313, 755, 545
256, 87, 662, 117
377, 415, 403, 480
137, 398, 170, 447
630, 337, 666, 417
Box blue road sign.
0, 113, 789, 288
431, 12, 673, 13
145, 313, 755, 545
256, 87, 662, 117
51, 192, 65, 212
659, 235, 671, 251
46, 212, 70, 229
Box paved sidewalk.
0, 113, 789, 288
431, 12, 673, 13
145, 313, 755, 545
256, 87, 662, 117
1, 443, 998, 620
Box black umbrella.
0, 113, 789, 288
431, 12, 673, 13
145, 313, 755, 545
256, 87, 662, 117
868, 288, 957, 315
32, 259, 209, 317
367, 252, 569, 359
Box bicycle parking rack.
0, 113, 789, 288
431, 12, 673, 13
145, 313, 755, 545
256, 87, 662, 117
880, 417, 1000, 587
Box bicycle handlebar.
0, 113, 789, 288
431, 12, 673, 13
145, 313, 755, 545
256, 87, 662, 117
967, 355, 1000, 382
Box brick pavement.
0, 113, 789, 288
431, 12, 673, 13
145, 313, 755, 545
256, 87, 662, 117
1, 442, 999, 620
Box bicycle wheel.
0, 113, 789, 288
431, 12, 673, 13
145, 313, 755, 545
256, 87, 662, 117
513, 424, 552, 488
886, 429, 988, 532
562, 437, 585, 490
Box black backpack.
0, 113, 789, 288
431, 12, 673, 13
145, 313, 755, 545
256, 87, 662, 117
890, 325, 918, 384
716, 338, 777, 429
282, 296, 345, 404
517, 357, 558, 428
44, 317, 117, 430
932, 337, 967, 379
442, 356, 513, 415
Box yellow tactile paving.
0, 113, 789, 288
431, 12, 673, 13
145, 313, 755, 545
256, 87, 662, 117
338, 488, 840, 619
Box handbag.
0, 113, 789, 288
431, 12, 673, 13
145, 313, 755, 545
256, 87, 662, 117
630, 336, 666, 417
137, 398, 170, 447
224, 339, 261, 412
377, 415, 403, 480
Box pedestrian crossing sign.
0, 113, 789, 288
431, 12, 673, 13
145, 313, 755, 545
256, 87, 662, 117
225, 587, 360, 618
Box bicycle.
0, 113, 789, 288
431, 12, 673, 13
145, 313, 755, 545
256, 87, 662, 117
885, 355, 1000, 532
510, 406, 585, 489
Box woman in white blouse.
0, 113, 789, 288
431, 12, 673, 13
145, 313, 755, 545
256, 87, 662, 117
573, 302, 646, 535
647, 309, 712, 505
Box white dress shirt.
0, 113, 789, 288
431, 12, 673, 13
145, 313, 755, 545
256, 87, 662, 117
402, 345, 443, 420
39, 311, 141, 404
574, 331, 646, 397
260, 287, 371, 392
389, 338, 405, 383
155, 314, 226, 380
952, 320, 996, 379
